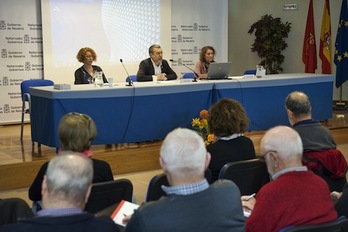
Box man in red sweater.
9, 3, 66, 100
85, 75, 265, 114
242, 126, 337, 232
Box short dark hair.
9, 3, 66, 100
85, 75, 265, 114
149, 44, 161, 55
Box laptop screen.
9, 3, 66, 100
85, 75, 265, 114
207, 62, 232, 80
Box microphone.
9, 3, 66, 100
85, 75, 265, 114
120, 59, 133, 86
169, 59, 198, 82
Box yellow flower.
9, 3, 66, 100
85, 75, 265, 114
191, 118, 200, 127
191, 110, 214, 145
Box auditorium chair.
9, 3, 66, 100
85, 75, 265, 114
85, 179, 133, 214
182, 72, 195, 79
279, 216, 348, 232
20, 79, 54, 154
125, 75, 137, 82
218, 158, 270, 195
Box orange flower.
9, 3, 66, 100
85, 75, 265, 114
207, 133, 215, 143
199, 109, 209, 119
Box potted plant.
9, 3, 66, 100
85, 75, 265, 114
248, 14, 292, 74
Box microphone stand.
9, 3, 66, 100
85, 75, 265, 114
170, 59, 198, 82
120, 59, 133, 86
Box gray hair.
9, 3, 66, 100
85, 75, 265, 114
149, 44, 161, 55
285, 91, 312, 118
46, 154, 93, 208
262, 126, 303, 162
160, 128, 207, 178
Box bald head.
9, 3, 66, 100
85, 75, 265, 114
285, 91, 312, 125
43, 153, 93, 209
261, 126, 303, 175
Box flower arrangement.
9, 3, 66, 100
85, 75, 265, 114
191, 109, 215, 145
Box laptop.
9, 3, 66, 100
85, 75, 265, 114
207, 62, 232, 80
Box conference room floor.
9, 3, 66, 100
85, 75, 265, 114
1, 109, 348, 206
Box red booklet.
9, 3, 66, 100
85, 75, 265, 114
111, 200, 139, 227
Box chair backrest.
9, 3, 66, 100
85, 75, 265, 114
146, 169, 212, 202
218, 158, 270, 195
279, 216, 348, 232
126, 75, 137, 82
0, 198, 34, 225
84, 179, 133, 214
182, 72, 194, 79
243, 70, 256, 75
20, 79, 54, 101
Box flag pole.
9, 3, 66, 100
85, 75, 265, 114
336, 86, 345, 107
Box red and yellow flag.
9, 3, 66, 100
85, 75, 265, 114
319, 0, 332, 74
303, 0, 317, 73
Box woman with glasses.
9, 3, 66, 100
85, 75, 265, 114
74, 47, 108, 84
28, 112, 113, 213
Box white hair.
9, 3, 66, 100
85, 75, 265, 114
262, 126, 303, 162
160, 128, 207, 178
46, 153, 93, 207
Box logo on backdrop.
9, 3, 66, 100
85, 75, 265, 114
24, 34, 30, 43
2, 76, 9, 86
25, 62, 31, 71
4, 104, 10, 114
0, 20, 5, 30
194, 46, 198, 54
1, 49, 7, 58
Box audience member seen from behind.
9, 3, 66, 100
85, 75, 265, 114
285, 91, 336, 151
241, 126, 337, 232
74, 47, 108, 84
207, 98, 255, 181
28, 112, 113, 211
124, 128, 245, 232
285, 91, 347, 192
331, 183, 348, 218
194, 46, 215, 79
1, 154, 120, 232
136, 44, 177, 82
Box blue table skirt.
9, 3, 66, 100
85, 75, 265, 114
30, 74, 333, 148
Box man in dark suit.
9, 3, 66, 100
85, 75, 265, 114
137, 44, 177, 82
1, 154, 119, 232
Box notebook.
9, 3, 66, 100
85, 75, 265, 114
207, 62, 232, 80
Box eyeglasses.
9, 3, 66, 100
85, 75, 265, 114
259, 150, 277, 161
68, 112, 92, 129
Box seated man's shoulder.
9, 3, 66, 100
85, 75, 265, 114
0, 214, 120, 232
213, 179, 239, 188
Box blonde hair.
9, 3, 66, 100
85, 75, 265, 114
58, 113, 97, 152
